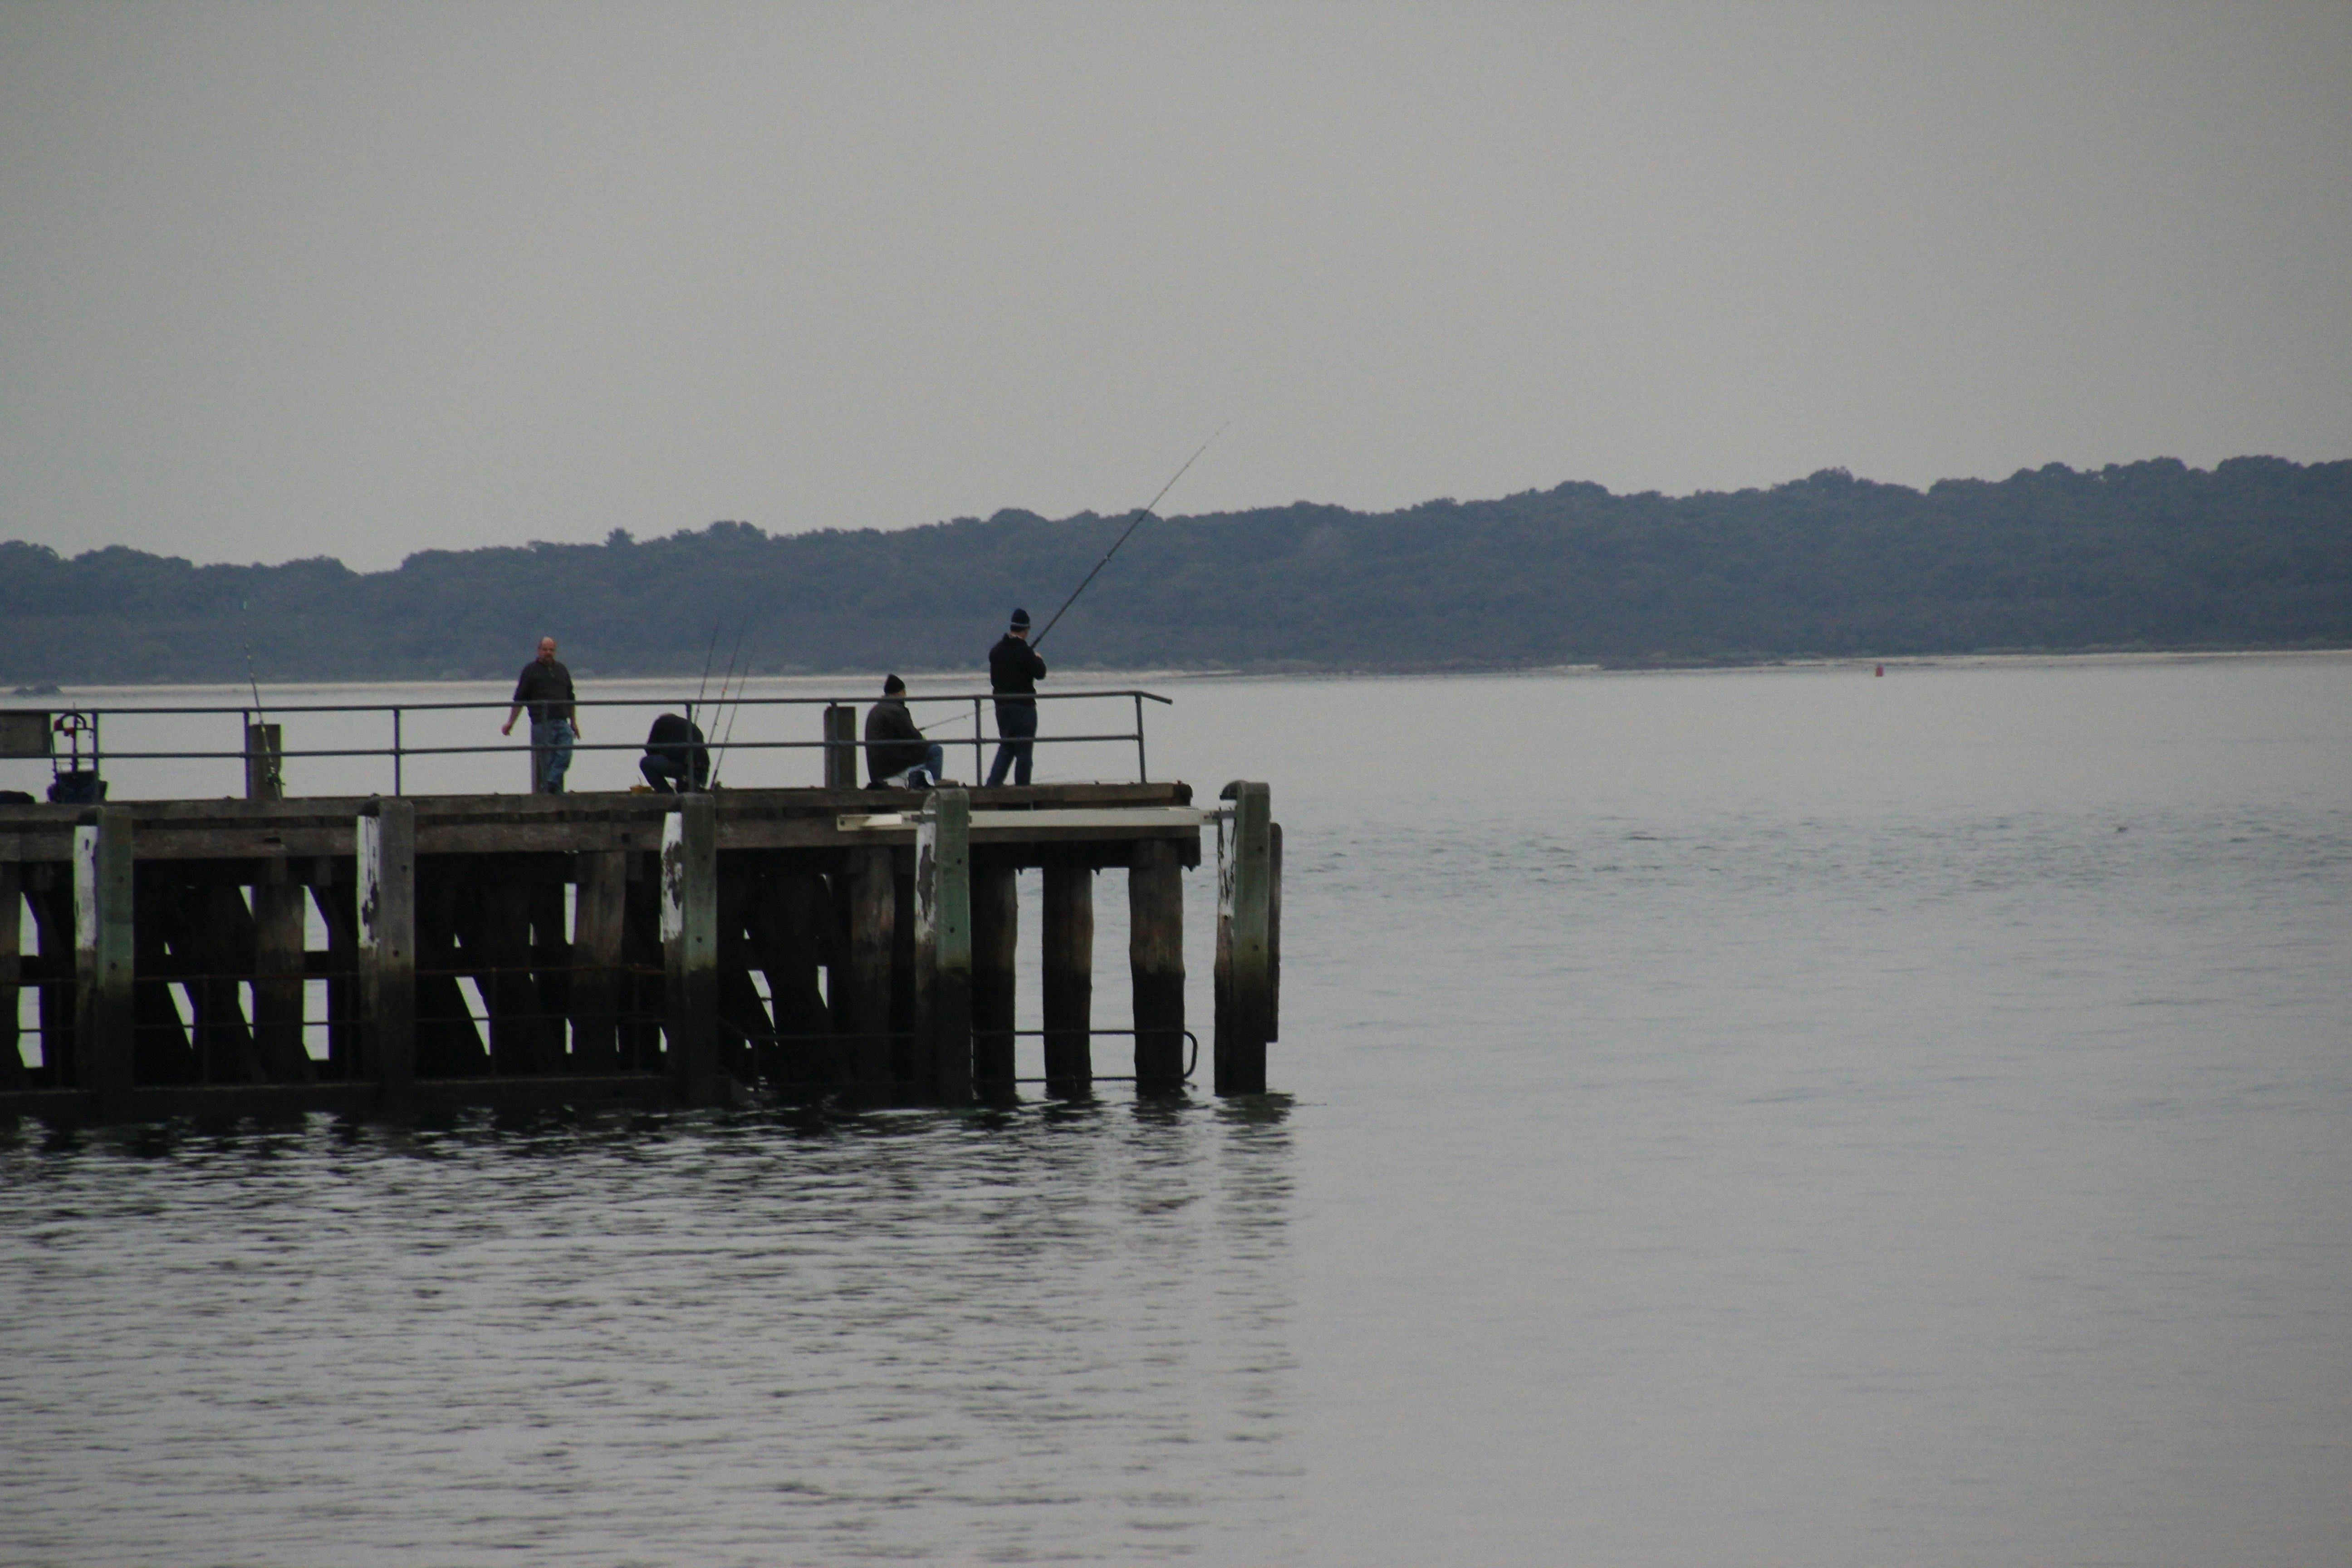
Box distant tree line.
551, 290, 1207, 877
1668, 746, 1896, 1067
1, 456, 2346, 686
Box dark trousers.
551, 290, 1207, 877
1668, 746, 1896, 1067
985, 701, 1037, 787
640, 753, 696, 793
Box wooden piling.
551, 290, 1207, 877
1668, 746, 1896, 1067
1269, 821, 1282, 1043
357, 798, 417, 1106
661, 793, 721, 1106
244, 723, 284, 801
1214, 781, 1273, 1095
27, 872, 76, 1087
913, 788, 973, 1104
570, 850, 627, 1072
749, 867, 836, 1088
311, 869, 359, 1078
1040, 861, 1093, 1096
0, 862, 21, 1090
251, 863, 315, 1082
75, 807, 136, 1117
823, 705, 859, 789
971, 860, 1018, 1092
845, 847, 896, 1097
1128, 838, 1185, 1091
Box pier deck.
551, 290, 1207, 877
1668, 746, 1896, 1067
0, 781, 1279, 1123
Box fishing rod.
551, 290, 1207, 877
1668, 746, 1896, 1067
704, 622, 750, 785
1031, 424, 1226, 648
688, 622, 722, 722
240, 600, 279, 794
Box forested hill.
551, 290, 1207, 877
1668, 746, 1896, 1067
2, 456, 2347, 685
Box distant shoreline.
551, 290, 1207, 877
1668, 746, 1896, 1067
19, 643, 2349, 702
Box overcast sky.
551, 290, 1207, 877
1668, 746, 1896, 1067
3, 2, 2347, 571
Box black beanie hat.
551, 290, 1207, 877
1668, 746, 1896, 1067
883, 674, 906, 695
1009, 608, 1031, 629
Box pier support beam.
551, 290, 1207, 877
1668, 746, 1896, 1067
1128, 839, 1185, 1091
662, 793, 722, 1106
358, 798, 416, 1108
1214, 781, 1274, 1095
75, 807, 135, 1118
914, 789, 973, 1104
0, 863, 20, 1089
253, 864, 314, 1083
1040, 862, 1093, 1097
845, 847, 895, 1098
971, 861, 1018, 1093
571, 850, 627, 1072
823, 705, 859, 790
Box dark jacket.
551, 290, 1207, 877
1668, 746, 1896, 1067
863, 698, 929, 782
988, 635, 1046, 706
644, 713, 709, 787
513, 659, 576, 724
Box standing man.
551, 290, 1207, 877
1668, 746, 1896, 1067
502, 636, 582, 793
985, 608, 1047, 788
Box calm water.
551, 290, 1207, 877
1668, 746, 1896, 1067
5, 655, 2348, 1565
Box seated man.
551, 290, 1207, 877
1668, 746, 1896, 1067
864, 675, 946, 788
640, 711, 710, 793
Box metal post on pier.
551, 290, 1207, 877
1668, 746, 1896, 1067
392, 708, 404, 796
1135, 694, 1148, 782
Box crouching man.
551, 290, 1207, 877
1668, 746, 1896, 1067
640, 711, 710, 793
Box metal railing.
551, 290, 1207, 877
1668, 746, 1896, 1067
0, 688, 1173, 799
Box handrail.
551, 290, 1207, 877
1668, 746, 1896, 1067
0, 687, 1172, 796
39, 688, 1176, 717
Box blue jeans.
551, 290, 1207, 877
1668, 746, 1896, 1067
986, 703, 1036, 787
530, 719, 575, 793
879, 743, 946, 786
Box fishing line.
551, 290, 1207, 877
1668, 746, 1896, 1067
1031, 424, 1227, 648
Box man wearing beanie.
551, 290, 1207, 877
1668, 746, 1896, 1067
985, 608, 1048, 787
865, 674, 945, 788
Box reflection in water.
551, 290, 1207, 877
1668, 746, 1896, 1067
0, 1099, 1298, 1566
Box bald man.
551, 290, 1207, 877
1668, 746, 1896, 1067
502, 635, 581, 793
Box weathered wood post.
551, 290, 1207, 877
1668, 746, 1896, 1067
661, 793, 721, 1106
823, 705, 859, 790
845, 846, 896, 1097
913, 788, 973, 1104
1128, 838, 1185, 1091
356, 798, 416, 1108
311, 869, 359, 1077
570, 850, 627, 1072
1214, 781, 1274, 1094
971, 860, 1018, 1092
1041, 861, 1093, 1095
244, 723, 284, 801
74, 806, 135, 1118
0, 862, 18, 1089
251, 861, 314, 1082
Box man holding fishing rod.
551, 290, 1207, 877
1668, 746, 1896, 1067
984, 610, 1047, 787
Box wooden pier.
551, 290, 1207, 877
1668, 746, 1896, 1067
0, 781, 1280, 1123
